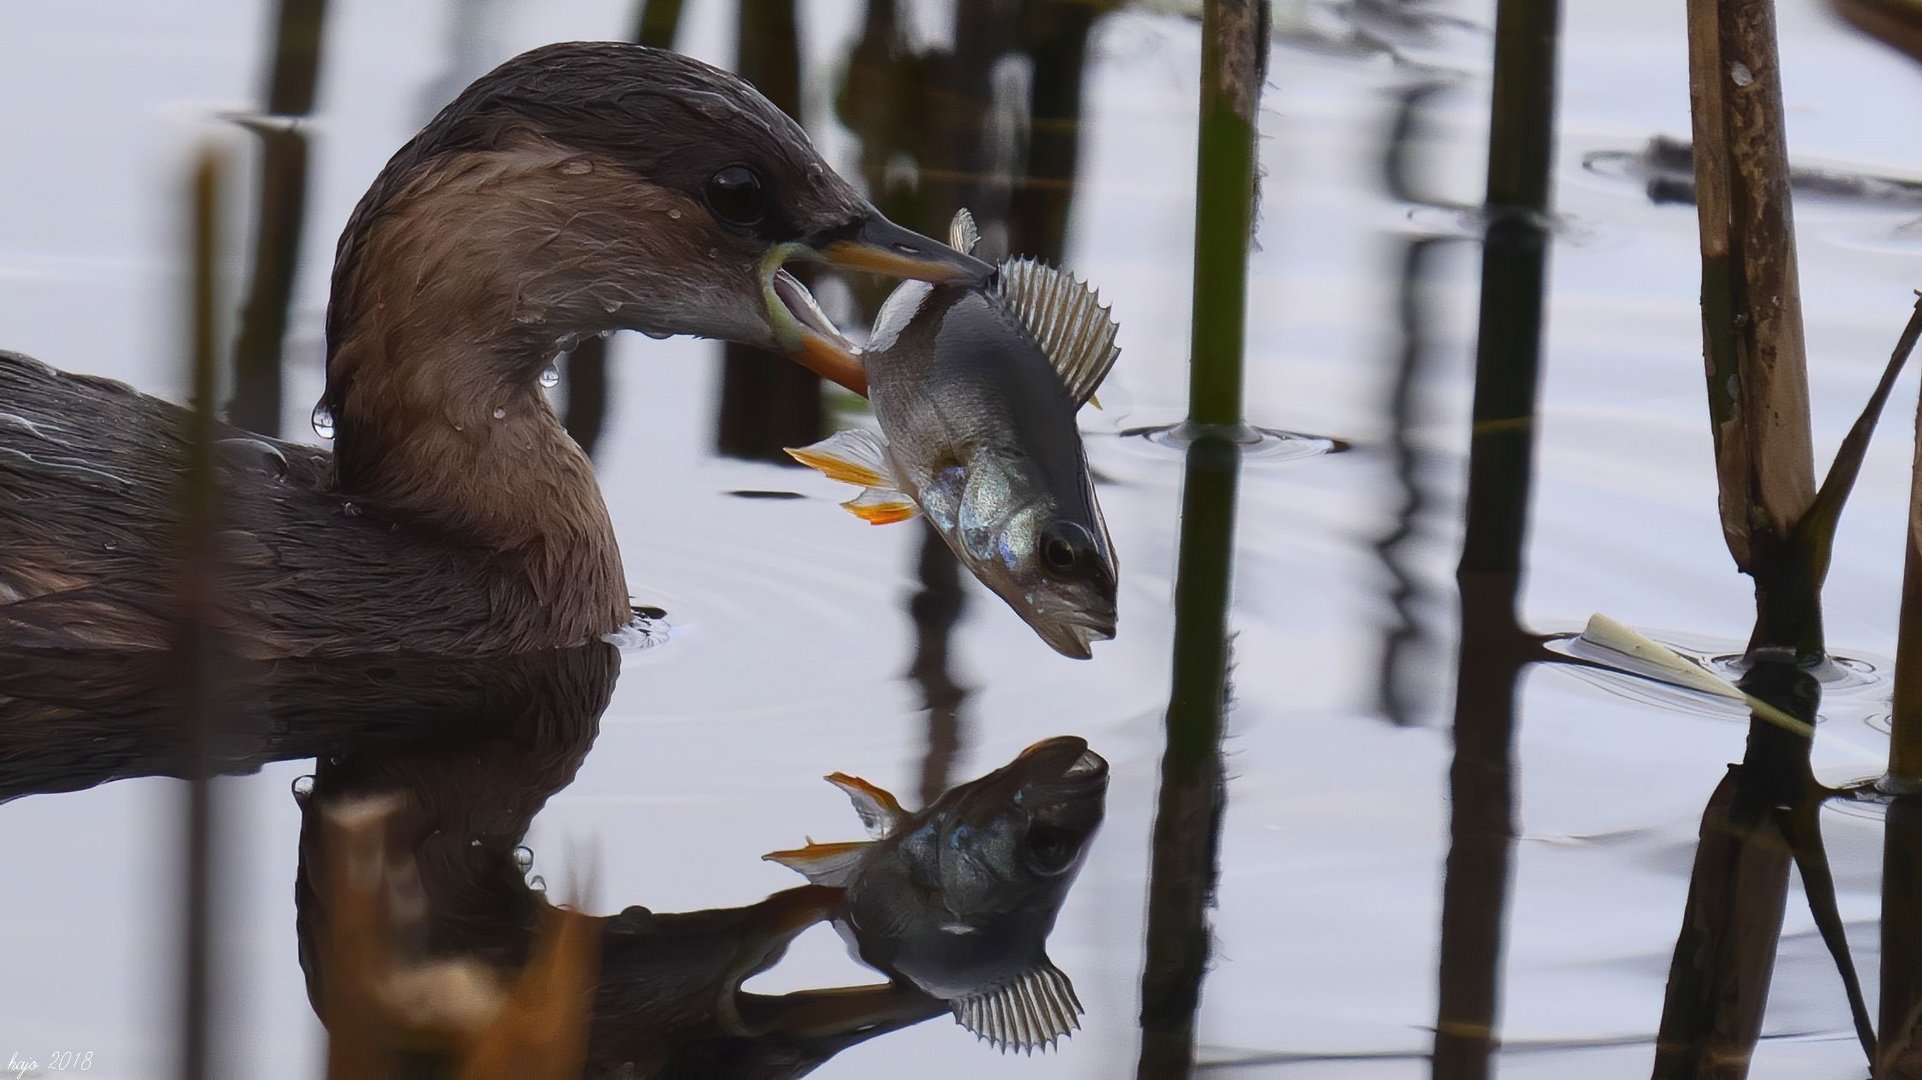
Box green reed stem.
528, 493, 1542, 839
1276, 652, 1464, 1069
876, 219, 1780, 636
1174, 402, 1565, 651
1185, 0, 1262, 431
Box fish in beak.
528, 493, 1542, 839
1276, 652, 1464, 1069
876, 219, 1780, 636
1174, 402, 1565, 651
762, 210, 996, 396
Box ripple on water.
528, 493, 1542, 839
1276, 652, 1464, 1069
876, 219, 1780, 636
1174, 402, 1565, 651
601, 604, 669, 653
1543, 623, 1892, 729
1115, 422, 1350, 464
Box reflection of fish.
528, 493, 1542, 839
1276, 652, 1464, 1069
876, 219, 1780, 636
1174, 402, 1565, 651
765, 736, 1108, 1053
786, 211, 1121, 659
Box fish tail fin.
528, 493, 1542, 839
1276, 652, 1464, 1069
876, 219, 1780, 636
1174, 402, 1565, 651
996, 257, 1121, 408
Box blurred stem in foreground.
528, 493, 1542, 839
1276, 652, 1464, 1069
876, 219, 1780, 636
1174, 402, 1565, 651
176, 147, 226, 1080
564, 0, 686, 457
633, 0, 684, 46
1136, 2, 1264, 1076
1431, 0, 1560, 1076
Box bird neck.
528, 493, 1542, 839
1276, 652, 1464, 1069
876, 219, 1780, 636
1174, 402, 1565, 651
323, 321, 626, 639
316, 134, 670, 640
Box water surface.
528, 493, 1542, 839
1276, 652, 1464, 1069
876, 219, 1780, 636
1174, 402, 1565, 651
3, 0, 1921, 1076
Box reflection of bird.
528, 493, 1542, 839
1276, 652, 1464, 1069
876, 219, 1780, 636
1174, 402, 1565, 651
0, 43, 989, 658
279, 643, 941, 1078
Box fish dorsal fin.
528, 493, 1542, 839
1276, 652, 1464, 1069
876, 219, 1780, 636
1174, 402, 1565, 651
996, 257, 1120, 409
786, 428, 892, 488
950, 955, 1083, 1054
949, 209, 980, 255
762, 840, 871, 888
825, 773, 908, 839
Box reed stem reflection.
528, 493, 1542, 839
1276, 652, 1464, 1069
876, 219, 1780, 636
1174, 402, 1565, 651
713, 0, 823, 462
1431, 0, 1560, 1075
563, 0, 686, 458
1651, 656, 1821, 1079
228, 0, 329, 436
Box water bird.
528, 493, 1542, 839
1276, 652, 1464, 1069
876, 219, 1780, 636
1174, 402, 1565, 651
765, 735, 1108, 1053
785, 210, 1121, 658
0, 42, 988, 657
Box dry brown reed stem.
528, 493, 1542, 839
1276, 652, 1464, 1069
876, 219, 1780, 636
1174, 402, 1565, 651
1886, 295, 1922, 787
1685, 0, 1820, 654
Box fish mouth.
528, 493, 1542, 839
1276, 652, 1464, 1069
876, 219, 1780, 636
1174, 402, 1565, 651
1018, 736, 1109, 784
1026, 607, 1116, 661
761, 254, 868, 396
1064, 747, 1107, 779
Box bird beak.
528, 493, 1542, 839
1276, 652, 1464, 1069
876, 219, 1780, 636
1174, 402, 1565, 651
760, 211, 994, 398
813, 211, 994, 286
761, 262, 870, 396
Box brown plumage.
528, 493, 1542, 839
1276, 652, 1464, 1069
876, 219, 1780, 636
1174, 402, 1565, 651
0, 43, 989, 657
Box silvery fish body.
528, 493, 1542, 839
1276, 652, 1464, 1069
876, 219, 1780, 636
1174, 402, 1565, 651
787, 211, 1121, 658
763, 736, 1109, 1053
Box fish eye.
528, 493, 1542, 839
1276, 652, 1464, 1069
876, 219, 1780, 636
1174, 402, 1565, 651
705, 165, 766, 228
1038, 521, 1093, 579
1022, 825, 1080, 876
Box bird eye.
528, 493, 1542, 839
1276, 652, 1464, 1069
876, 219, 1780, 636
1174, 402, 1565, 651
705, 165, 766, 227
1038, 520, 1092, 578
1023, 825, 1079, 876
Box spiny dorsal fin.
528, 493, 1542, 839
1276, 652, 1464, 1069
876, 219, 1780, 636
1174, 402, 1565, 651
949, 208, 980, 255
949, 956, 1083, 1054
996, 257, 1120, 408
762, 840, 871, 888
825, 773, 908, 839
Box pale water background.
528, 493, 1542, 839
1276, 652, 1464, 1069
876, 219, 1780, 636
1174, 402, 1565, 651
1, 0, 1921, 1076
